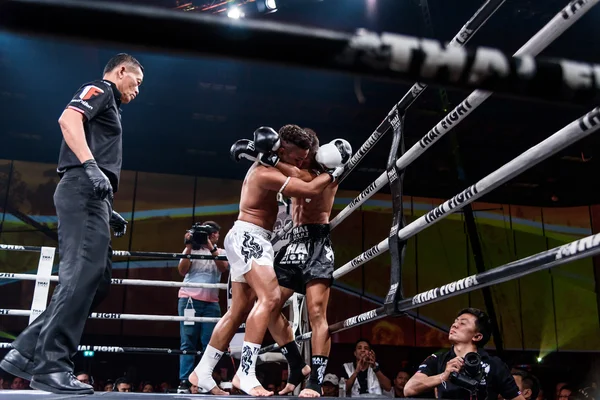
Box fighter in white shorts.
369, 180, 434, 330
189, 125, 346, 396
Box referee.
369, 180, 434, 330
0, 54, 144, 394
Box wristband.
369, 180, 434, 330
210, 245, 218, 253
372, 363, 380, 373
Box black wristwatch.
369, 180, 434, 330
210, 244, 218, 254
372, 363, 380, 373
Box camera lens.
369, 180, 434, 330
463, 352, 481, 377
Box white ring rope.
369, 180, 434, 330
334, 106, 600, 279
0, 272, 227, 289
0, 309, 220, 323
330, 0, 600, 231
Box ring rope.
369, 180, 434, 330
0, 309, 220, 323
0, 272, 227, 289
261, 231, 600, 353
329, 0, 599, 231
334, 106, 600, 279
0, 244, 226, 261
1, 0, 599, 106
0, 342, 203, 356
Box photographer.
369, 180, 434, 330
404, 308, 525, 400
176, 221, 229, 394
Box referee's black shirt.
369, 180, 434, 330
417, 347, 521, 400
57, 79, 123, 192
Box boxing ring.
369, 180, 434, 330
1, 0, 600, 397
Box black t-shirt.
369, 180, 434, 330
342, 363, 369, 394
57, 79, 123, 192
417, 347, 520, 400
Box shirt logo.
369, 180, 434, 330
79, 85, 104, 101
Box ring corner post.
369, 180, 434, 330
384, 108, 407, 316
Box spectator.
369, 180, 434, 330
390, 370, 411, 398
75, 372, 91, 386
103, 379, 114, 391
177, 221, 228, 394
142, 382, 154, 393
404, 308, 525, 400
512, 369, 541, 400
10, 376, 28, 390
559, 385, 574, 400
323, 373, 339, 397
114, 377, 132, 392
342, 338, 392, 396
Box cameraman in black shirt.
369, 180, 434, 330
0, 54, 143, 395
404, 308, 524, 400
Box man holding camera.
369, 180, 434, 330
177, 221, 229, 394
404, 308, 525, 400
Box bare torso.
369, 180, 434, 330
292, 171, 338, 225
238, 164, 279, 231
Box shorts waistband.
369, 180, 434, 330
234, 220, 273, 240
291, 224, 330, 241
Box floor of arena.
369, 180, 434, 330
2, 391, 375, 399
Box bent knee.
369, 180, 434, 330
259, 290, 281, 312
308, 302, 326, 323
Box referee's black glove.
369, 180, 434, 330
82, 159, 113, 200
110, 211, 128, 237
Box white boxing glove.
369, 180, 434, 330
315, 139, 353, 169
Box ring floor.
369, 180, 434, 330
3, 392, 393, 399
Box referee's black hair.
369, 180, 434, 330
103, 53, 144, 75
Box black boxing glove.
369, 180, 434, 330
253, 126, 281, 154
82, 159, 113, 200
231, 139, 280, 167
110, 210, 128, 237
231, 139, 260, 162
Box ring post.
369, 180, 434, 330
382, 108, 407, 314
28, 246, 55, 324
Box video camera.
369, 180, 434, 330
449, 352, 483, 393
186, 223, 217, 249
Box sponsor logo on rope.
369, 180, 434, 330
342, 30, 600, 93
556, 233, 600, 260
93, 313, 122, 319
343, 309, 378, 328
0, 244, 25, 251
410, 82, 427, 97
0, 273, 16, 278
36, 281, 49, 287
420, 99, 473, 149
112, 250, 131, 257
0, 309, 9, 315
350, 244, 381, 267
562, 0, 589, 20
424, 185, 479, 224
455, 27, 474, 46
347, 129, 387, 168
79, 345, 123, 352
31, 308, 44, 315
349, 180, 379, 209
412, 275, 479, 305
577, 107, 600, 132
111, 279, 123, 285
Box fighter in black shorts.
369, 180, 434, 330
268, 129, 352, 398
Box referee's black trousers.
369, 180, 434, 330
12, 167, 113, 374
